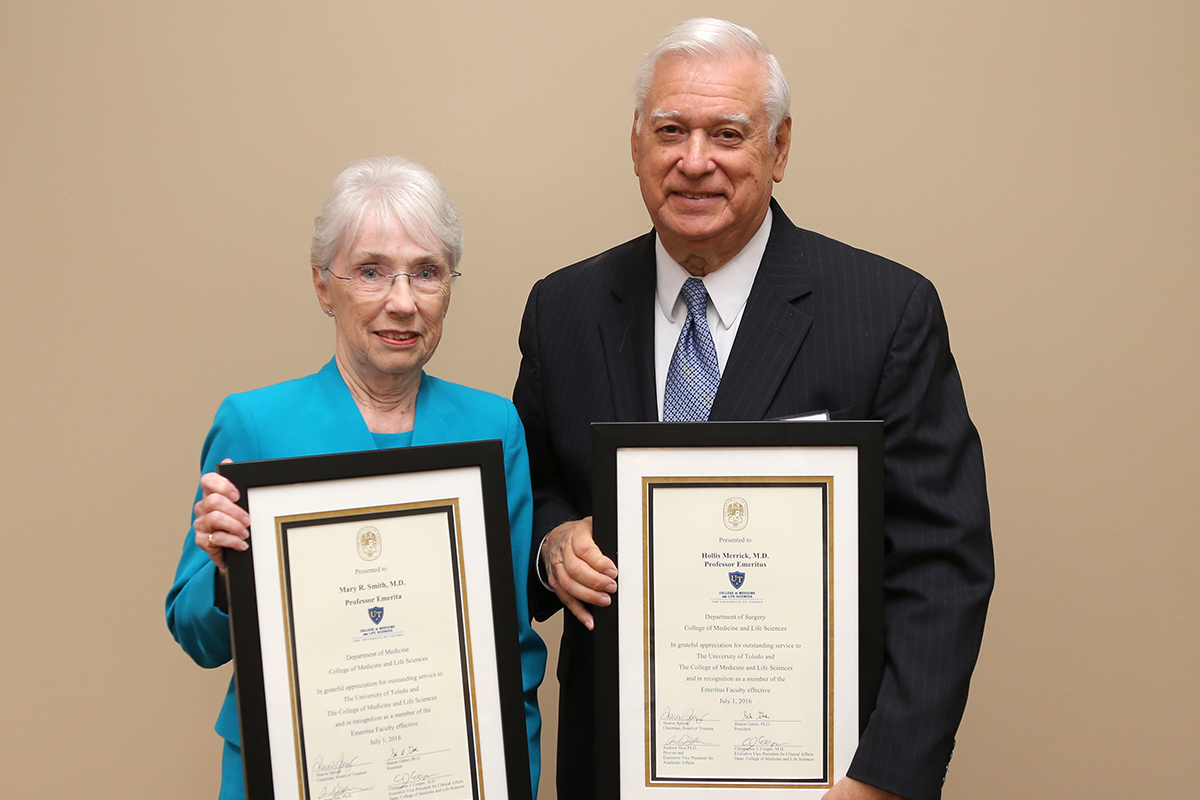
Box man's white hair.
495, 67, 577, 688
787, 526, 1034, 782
633, 18, 791, 140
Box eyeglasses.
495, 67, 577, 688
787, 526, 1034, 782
323, 264, 461, 296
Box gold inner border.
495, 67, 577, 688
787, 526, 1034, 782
640, 475, 836, 790
451, 497, 487, 800
271, 497, 484, 800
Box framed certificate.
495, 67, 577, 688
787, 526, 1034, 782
590, 422, 884, 798
220, 441, 531, 800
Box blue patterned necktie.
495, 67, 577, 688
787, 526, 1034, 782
663, 277, 720, 421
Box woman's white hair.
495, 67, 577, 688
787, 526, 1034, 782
633, 18, 791, 140
311, 156, 463, 273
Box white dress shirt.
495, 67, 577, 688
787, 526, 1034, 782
653, 207, 773, 419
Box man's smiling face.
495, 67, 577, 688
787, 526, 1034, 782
632, 53, 791, 275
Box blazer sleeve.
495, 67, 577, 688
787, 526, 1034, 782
165, 396, 260, 669
847, 278, 995, 800
499, 400, 548, 791
514, 278, 582, 621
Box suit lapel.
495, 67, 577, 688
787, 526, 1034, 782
598, 233, 658, 422
710, 202, 814, 421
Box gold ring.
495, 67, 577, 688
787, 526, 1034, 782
208, 533, 215, 548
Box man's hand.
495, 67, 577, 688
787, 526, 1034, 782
542, 517, 617, 630
821, 777, 903, 800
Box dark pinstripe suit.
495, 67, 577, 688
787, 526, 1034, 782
514, 200, 993, 800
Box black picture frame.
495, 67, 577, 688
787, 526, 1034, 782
590, 421, 884, 798
220, 440, 531, 800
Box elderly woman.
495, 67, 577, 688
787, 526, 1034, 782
166, 157, 545, 798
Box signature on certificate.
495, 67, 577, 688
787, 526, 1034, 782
387, 744, 422, 762
316, 782, 370, 799
663, 734, 710, 747
659, 707, 710, 724
392, 770, 440, 787
738, 735, 789, 751
313, 753, 362, 779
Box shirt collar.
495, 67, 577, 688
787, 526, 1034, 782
655, 206, 773, 330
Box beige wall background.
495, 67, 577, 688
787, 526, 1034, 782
3, 1, 1197, 797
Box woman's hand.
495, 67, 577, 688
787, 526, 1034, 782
193, 459, 251, 574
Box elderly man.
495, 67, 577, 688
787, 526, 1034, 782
514, 18, 993, 800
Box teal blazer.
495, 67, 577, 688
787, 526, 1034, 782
166, 359, 545, 793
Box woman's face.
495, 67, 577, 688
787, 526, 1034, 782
313, 214, 451, 387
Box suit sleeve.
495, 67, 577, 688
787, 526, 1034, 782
165, 396, 259, 669
513, 279, 581, 621
846, 278, 994, 800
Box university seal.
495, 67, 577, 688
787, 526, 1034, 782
356, 525, 381, 561
723, 497, 748, 531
